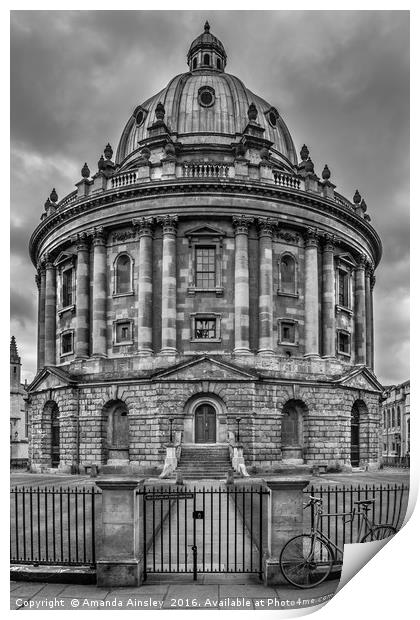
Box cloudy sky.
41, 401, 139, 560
10, 10, 409, 385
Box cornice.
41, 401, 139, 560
29, 178, 382, 266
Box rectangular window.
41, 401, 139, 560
195, 246, 216, 289
115, 321, 132, 344
280, 321, 296, 344
62, 269, 73, 307
337, 331, 350, 355
338, 270, 349, 307
61, 332, 73, 355
194, 317, 217, 340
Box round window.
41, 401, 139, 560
135, 108, 145, 126
268, 110, 277, 127
198, 87, 215, 108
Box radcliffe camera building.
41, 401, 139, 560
27, 23, 383, 475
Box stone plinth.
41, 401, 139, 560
95, 476, 143, 587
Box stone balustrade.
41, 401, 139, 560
110, 170, 138, 188
272, 170, 301, 190
182, 161, 231, 178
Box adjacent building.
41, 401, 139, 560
10, 336, 29, 467
381, 380, 410, 464
27, 22, 383, 474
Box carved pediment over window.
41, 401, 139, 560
185, 224, 226, 241
335, 252, 356, 268
53, 251, 76, 267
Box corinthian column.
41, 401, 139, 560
133, 217, 154, 354
370, 274, 376, 370
233, 216, 252, 354
44, 255, 57, 366
36, 263, 46, 370
257, 218, 275, 355
159, 215, 178, 355
75, 233, 90, 358
322, 234, 336, 357
304, 228, 320, 357
92, 227, 107, 357
354, 254, 367, 365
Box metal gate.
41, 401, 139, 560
139, 485, 269, 579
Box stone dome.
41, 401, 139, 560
116, 23, 297, 169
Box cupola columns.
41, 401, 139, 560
159, 216, 178, 355
75, 234, 91, 359
36, 264, 46, 370
354, 256, 367, 365
321, 235, 336, 358
257, 218, 275, 355
365, 266, 373, 369
134, 217, 154, 354
304, 229, 320, 357
233, 216, 253, 354
92, 228, 108, 358
44, 257, 57, 366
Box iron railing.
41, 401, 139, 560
382, 456, 410, 468
304, 484, 409, 549
10, 486, 102, 566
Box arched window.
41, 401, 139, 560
203, 53, 210, 66
192, 57, 197, 70
391, 408, 395, 427
280, 254, 296, 294
115, 254, 132, 295
217, 58, 221, 70
397, 406, 401, 427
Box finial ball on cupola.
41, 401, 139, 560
360, 199, 367, 212
248, 102, 258, 122
104, 143, 113, 160
305, 157, 314, 173
353, 189, 361, 205
300, 144, 309, 161
98, 155, 105, 170
204, 21, 210, 32
155, 102, 165, 121
81, 162, 90, 178
50, 188, 58, 203
322, 165, 331, 180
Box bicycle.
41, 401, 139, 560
279, 496, 397, 588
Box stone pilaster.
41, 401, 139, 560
321, 234, 336, 358
75, 233, 90, 359
44, 255, 56, 366
36, 263, 46, 370
233, 215, 253, 354
159, 215, 178, 355
354, 254, 367, 365
304, 228, 320, 357
257, 218, 276, 355
369, 271, 376, 370
92, 227, 107, 357
133, 217, 154, 354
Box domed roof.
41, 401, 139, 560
116, 24, 297, 168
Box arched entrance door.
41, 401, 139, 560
195, 404, 216, 443
281, 400, 305, 462
350, 404, 360, 466
51, 404, 60, 468
105, 401, 129, 461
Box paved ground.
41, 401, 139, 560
10, 468, 410, 489
10, 576, 340, 610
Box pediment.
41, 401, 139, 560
28, 366, 76, 392
335, 252, 356, 267
54, 251, 76, 267
153, 356, 258, 381
184, 225, 226, 238
335, 367, 383, 392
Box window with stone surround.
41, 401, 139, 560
195, 246, 216, 288
186, 226, 225, 295
60, 331, 74, 356
278, 253, 297, 295
190, 313, 221, 342
335, 255, 354, 311
113, 253, 134, 296
337, 330, 351, 355
113, 320, 133, 345
337, 269, 350, 307
62, 268, 74, 307
278, 319, 298, 345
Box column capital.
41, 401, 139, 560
157, 215, 178, 235
37, 260, 46, 275
257, 217, 276, 238
322, 233, 337, 252
35, 273, 41, 289
304, 227, 319, 248
132, 216, 154, 237
71, 232, 90, 252
44, 253, 55, 270
92, 226, 106, 246
355, 252, 368, 270
232, 215, 253, 234
370, 274, 376, 290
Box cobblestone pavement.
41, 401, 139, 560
10, 576, 340, 611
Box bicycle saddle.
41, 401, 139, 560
353, 499, 375, 506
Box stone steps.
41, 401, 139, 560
176, 444, 231, 480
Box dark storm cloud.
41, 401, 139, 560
10, 10, 409, 385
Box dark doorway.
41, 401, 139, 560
106, 402, 129, 460
51, 404, 60, 468
281, 400, 305, 461
350, 405, 360, 466
195, 404, 216, 443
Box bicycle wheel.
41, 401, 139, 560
280, 534, 334, 588
361, 525, 397, 542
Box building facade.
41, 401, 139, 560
10, 337, 29, 467
381, 380, 410, 464
27, 23, 383, 474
